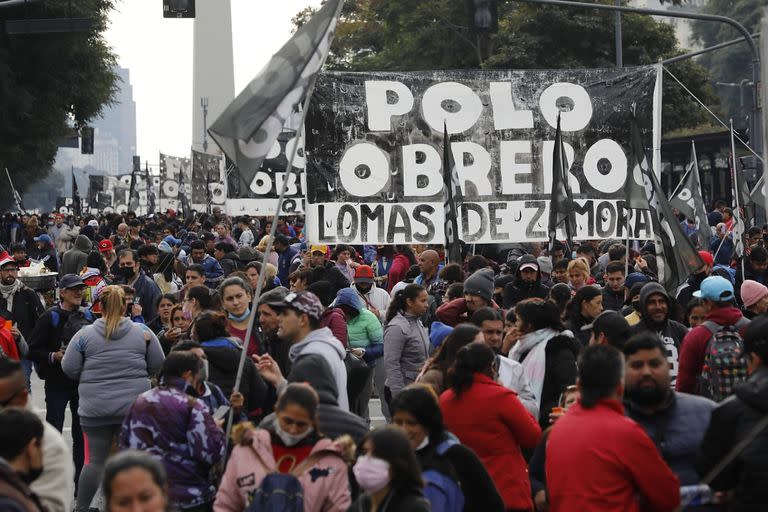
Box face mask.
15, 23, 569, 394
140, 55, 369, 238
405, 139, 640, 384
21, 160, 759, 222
274, 420, 313, 447
228, 309, 251, 322
19, 466, 43, 485
200, 359, 209, 382
353, 455, 390, 494
120, 267, 136, 279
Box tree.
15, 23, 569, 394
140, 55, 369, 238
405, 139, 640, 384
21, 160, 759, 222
306, 0, 717, 135
691, 0, 762, 132
0, 0, 118, 207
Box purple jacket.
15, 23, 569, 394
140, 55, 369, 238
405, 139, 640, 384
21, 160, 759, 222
119, 377, 226, 508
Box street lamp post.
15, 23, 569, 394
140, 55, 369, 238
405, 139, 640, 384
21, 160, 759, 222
201, 97, 209, 153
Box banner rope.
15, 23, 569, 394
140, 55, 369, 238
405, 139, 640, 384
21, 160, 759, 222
662, 66, 764, 164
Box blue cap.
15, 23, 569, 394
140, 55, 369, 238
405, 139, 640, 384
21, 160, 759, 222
33, 234, 52, 245
163, 235, 182, 246
429, 322, 453, 349
694, 275, 735, 302
625, 272, 651, 289
59, 274, 86, 289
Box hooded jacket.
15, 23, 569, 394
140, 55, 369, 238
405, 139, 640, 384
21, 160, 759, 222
0, 459, 46, 512
61, 318, 165, 426
200, 337, 268, 419
288, 327, 349, 411
697, 366, 768, 510
49, 223, 79, 254
502, 255, 549, 308
334, 289, 383, 362
351, 282, 390, 324
214, 428, 351, 512
384, 311, 430, 397
183, 253, 224, 288
218, 250, 244, 276
259, 354, 368, 443
676, 271, 707, 309
676, 306, 748, 394
630, 282, 689, 387
60, 235, 91, 275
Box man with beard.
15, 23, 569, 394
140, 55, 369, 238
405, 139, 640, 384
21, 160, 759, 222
677, 251, 714, 310
630, 282, 688, 388
470, 307, 538, 420
351, 265, 390, 324
622, 333, 716, 504
0, 407, 47, 512
502, 255, 549, 309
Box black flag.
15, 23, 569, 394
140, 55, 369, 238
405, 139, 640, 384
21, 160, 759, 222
72, 168, 82, 217
548, 113, 577, 251
128, 157, 140, 212
178, 165, 192, 220
638, 129, 703, 292
442, 124, 462, 264
626, 109, 652, 211
669, 141, 710, 249
144, 162, 156, 214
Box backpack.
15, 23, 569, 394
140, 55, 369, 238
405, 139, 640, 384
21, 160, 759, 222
422, 438, 465, 512
699, 317, 750, 402
35, 307, 96, 380
246, 449, 335, 512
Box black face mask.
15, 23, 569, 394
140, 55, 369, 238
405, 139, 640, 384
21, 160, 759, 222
18, 466, 43, 485
120, 267, 136, 279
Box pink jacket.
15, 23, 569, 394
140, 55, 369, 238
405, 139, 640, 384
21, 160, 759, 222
214, 428, 351, 512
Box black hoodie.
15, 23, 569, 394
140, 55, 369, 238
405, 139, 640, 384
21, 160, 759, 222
502, 254, 549, 309
697, 366, 768, 509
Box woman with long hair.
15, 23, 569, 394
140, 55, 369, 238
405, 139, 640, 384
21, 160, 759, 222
158, 303, 191, 353
62, 285, 165, 512
147, 293, 178, 336
183, 285, 213, 322
509, 298, 579, 429
153, 251, 181, 294
103, 451, 169, 512
219, 277, 260, 357
564, 285, 603, 347
440, 342, 541, 512
330, 243, 359, 283
349, 427, 429, 512
215, 383, 351, 512
386, 245, 418, 293
418, 324, 483, 396
566, 258, 591, 291
192, 310, 266, 421
383, 284, 430, 404
391, 385, 504, 511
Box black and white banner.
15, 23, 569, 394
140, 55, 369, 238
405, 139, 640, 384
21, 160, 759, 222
226, 117, 307, 216
88, 174, 160, 215
305, 67, 660, 244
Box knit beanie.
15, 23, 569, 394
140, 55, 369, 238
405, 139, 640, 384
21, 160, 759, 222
464, 268, 494, 302
740, 280, 768, 308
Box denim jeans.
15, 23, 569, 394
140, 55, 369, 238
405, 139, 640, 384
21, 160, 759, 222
45, 386, 84, 484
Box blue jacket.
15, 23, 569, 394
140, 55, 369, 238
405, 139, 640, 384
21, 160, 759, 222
709, 235, 734, 266
625, 391, 716, 486
184, 254, 224, 288
277, 246, 297, 285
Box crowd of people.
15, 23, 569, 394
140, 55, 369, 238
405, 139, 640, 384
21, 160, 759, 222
0, 202, 767, 511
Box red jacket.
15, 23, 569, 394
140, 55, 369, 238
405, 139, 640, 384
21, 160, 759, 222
320, 307, 348, 348
546, 399, 680, 512
440, 373, 540, 510
676, 306, 747, 394
386, 254, 412, 293
435, 297, 500, 327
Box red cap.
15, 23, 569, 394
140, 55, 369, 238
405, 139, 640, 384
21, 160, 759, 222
0, 251, 15, 268
698, 251, 714, 267
354, 265, 375, 283
98, 239, 113, 253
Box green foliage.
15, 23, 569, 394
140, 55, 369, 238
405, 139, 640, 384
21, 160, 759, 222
691, 0, 762, 130
307, 0, 718, 135
0, 0, 118, 206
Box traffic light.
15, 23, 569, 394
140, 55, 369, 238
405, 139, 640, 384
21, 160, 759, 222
163, 0, 195, 18
80, 126, 94, 154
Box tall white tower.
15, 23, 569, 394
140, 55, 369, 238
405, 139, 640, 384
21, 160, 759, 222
191, 0, 235, 154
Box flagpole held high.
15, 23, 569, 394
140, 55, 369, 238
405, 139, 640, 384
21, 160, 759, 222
548, 112, 577, 252
442, 123, 462, 265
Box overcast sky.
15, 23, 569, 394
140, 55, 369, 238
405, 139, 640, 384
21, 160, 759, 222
104, 0, 321, 163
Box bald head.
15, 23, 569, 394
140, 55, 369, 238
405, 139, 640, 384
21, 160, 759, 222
117, 223, 128, 236
418, 250, 441, 278
0, 359, 28, 408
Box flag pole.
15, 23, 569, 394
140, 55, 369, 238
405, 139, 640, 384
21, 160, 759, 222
224, 1, 344, 445
730, 119, 746, 279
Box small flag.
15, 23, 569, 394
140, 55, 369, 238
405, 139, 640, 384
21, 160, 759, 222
750, 175, 765, 209
72, 168, 82, 218
178, 163, 192, 220
640, 142, 703, 293
669, 141, 709, 250
128, 157, 139, 212
626, 110, 652, 211
208, 0, 344, 194
144, 162, 156, 214
442, 123, 462, 264
729, 122, 745, 259
5, 168, 25, 212
548, 113, 577, 251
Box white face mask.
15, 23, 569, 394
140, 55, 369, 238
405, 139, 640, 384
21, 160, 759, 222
353, 455, 391, 494
274, 420, 313, 447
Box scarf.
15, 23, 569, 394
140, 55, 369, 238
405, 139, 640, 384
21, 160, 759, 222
0, 280, 23, 313
228, 309, 251, 322
509, 327, 561, 409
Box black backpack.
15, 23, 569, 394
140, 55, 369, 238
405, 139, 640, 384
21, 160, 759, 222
34, 306, 95, 380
